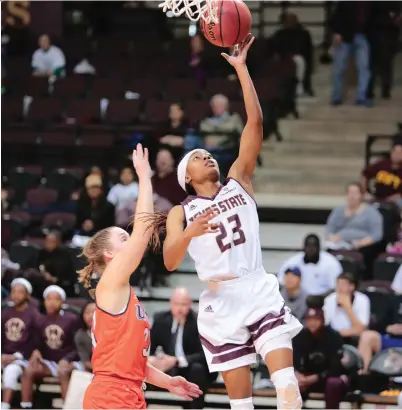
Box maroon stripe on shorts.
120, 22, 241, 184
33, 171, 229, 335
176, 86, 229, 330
211, 345, 256, 364
247, 306, 285, 333
251, 317, 286, 342
199, 335, 253, 354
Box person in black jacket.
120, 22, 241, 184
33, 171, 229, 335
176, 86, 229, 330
149, 287, 215, 409
293, 307, 349, 409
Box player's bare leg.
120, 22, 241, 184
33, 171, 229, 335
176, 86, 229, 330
221, 365, 253, 409
264, 347, 302, 409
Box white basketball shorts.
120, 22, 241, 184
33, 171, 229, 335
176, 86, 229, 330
197, 269, 303, 373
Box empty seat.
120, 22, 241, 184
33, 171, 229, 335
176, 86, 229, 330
23, 77, 50, 97
79, 132, 115, 148
6, 210, 32, 227
205, 79, 240, 99
9, 240, 40, 270
373, 253, 402, 282
2, 98, 23, 124
144, 100, 171, 123
40, 131, 77, 147
105, 100, 140, 124
66, 100, 101, 124
26, 98, 63, 123
91, 78, 126, 99
1, 216, 25, 250
7, 167, 42, 205
126, 79, 162, 100
42, 212, 77, 234
330, 250, 365, 278
45, 169, 81, 201
52, 76, 88, 99
25, 187, 58, 216
362, 287, 395, 332
184, 100, 210, 126
165, 79, 200, 101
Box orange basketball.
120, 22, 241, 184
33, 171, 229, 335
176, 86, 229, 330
201, 0, 252, 48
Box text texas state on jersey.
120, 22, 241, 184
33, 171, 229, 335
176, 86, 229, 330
182, 178, 263, 282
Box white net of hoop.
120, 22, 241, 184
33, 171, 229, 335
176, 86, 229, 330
158, 0, 218, 24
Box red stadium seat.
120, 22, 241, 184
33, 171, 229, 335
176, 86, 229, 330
126, 78, 163, 100
105, 100, 140, 124
205, 78, 240, 100
25, 187, 58, 210
23, 77, 50, 97
53, 76, 88, 99
42, 212, 77, 233
26, 98, 63, 123
144, 100, 171, 123
184, 100, 210, 126
165, 79, 200, 101
2, 98, 23, 124
91, 77, 126, 99
66, 100, 101, 124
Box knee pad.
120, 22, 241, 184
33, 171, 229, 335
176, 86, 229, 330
230, 397, 253, 410
270, 367, 302, 410
3, 363, 23, 390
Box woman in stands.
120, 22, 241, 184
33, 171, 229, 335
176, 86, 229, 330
78, 144, 201, 409
20, 285, 80, 408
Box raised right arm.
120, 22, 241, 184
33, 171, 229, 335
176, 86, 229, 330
163, 206, 192, 272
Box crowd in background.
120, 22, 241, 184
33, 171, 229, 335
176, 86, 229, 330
2, 1, 402, 409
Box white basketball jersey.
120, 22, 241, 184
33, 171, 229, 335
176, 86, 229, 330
182, 178, 263, 282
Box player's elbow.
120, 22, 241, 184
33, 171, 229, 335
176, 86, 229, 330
163, 253, 179, 272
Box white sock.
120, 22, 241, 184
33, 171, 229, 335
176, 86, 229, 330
1, 403, 11, 409
20, 402, 33, 409
230, 397, 254, 409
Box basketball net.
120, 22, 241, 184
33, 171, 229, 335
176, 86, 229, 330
158, 0, 219, 24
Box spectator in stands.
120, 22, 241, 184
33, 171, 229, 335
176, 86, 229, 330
1, 279, 40, 410
37, 231, 76, 295
278, 234, 343, 296
159, 103, 189, 162
392, 265, 402, 294
272, 11, 314, 96
152, 149, 187, 208
323, 272, 370, 345
74, 302, 95, 373
31, 34, 66, 79
326, 182, 383, 249
1, 187, 14, 212
293, 307, 349, 409
149, 287, 212, 409
200, 94, 244, 177
20, 286, 80, 406
358, 292, 402, 373
75, 174, 115, 237
189, 34, 207, 86
107, 166, 139, 228
362, 137, 402, 206
331, 2, 373, 106
280, 267, 308, 322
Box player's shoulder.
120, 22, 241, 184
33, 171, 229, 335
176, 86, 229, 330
167, 205, 184, 222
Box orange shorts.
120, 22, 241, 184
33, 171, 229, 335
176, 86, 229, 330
83, 377, 146, 409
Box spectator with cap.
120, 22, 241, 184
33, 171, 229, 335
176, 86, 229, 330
280, 267, 308, 322
358, 291, 402, 373
107, 166, 139, 228
323, 273, 370, 345
31, 34, 66, 78
278, 234, 343, 296
75, 174, 115, 237
293, 307, 349, 409
20, 286, 80, 408
1, 279, 40, 410
362, 136, 402, 207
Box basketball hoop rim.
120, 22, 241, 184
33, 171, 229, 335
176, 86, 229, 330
158, 0, 219, 24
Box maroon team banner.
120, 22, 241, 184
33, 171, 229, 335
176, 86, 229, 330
2, 1, 62, 37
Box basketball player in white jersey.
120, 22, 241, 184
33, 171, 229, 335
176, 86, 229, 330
162, 36, 303, 410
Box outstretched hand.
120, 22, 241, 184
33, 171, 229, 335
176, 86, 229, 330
167, 376, 203, 401
221, 34, 255, 67
132, 143, 152, 180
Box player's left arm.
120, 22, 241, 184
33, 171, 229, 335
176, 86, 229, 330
224, 36, 263, 197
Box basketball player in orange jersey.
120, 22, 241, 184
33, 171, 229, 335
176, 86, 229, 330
78, 144, 202, 409
148, 36, 303, 409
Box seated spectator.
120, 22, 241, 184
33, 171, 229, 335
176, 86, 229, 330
32, 34, 65, 78
152, 149, 186, 208
362, 137, 402, 207
36, 231, 75, 295
74, 302, 95, 373
75, 174, 115, 237
149, 288, 213, 409
272, 11, 314, 96
189, 34, 207, 86
293, 307, 349, 409
1, 279, 40, 410
278, 234, 343, 296
326, 182, 383, 250
392, 265, 402, 294
280, 267, 308, 322
2, 187, 14, 212
323, 273, 370, 344
358, 293, 402, 373
20, 286, 80, 406
159, 103, 189, 149
107, 167, 139, 228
